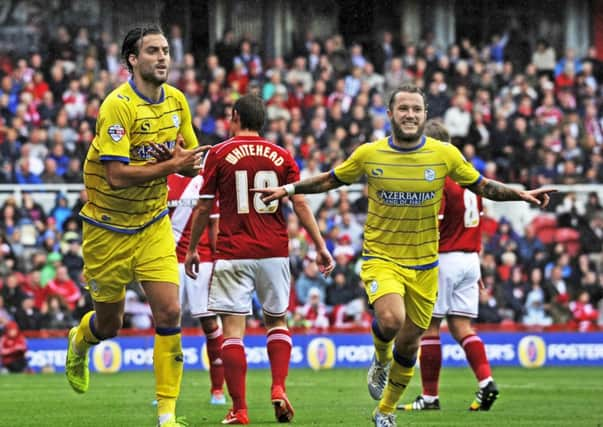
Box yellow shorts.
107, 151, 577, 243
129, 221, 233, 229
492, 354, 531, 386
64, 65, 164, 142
82, 215, 178, 303
360, 258, 438, 330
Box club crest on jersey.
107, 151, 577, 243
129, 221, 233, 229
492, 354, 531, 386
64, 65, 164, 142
108, 124, 125, 142
172, 114, 180, 128
424, 168, 436, 182
370, 280, 378, 294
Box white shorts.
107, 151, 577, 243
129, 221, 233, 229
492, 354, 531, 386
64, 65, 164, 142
208, 257, 290, 316
178, 262, 215, 318
432, 252, 480, 319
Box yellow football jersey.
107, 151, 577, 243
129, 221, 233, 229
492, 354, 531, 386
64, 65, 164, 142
80, 80, 198, 233
332, 135, 481, 268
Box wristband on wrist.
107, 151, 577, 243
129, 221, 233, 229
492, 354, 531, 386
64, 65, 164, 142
283, 183, 295, 196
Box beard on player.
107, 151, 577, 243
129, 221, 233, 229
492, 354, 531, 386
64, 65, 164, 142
391, 117, 425, 143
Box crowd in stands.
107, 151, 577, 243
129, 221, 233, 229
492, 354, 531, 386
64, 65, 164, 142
1, 23, 603, 352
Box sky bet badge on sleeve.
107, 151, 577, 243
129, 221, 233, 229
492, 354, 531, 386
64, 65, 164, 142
108, 124, 126, 142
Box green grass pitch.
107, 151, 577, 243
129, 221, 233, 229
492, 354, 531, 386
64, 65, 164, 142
1, 367, 602, 426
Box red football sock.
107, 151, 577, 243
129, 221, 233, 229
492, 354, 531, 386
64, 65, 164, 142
461, 334, 492, 382
222, 338, 247, 410
206, 326, 225, 392
266, 327, 292, 390
419, 335, 442, 397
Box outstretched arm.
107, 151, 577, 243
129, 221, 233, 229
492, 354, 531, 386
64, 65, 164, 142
468, 178, 555, 208
291, 194, 335, 277
253, 172, 343, 203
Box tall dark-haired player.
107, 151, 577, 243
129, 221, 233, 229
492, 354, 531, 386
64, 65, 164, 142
65, 25, 207, 427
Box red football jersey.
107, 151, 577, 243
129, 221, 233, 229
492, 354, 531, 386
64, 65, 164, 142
438, 176, 482, 253
168, 173, 219, 263
200, 135, 299, 259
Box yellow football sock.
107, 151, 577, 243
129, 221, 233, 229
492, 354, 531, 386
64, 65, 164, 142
74, 311, 100, 355
378, 360, 414, 413
372, 329, 393, 364
154, 330, 183, 419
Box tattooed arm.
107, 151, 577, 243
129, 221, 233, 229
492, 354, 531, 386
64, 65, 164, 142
253, 172, 343, 203
292, 172, 342, 194
468, 178, 555, 208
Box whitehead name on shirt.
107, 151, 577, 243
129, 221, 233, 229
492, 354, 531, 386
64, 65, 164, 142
225, 144, 284, 166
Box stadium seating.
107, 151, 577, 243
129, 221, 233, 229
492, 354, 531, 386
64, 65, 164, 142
530, 214, 558, 244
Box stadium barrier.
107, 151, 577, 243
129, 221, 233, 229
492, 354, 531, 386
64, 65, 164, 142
1, 183, 602, 231
26, 331, 603, 373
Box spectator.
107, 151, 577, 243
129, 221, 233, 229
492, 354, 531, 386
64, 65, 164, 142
214, 29, 238, 74
49, 193, 71, 232
523, 268, 553, 327
545, 265, 572, 324
532, 40, 556, 79
497, 266, 526, 322
40, 294, 74, 329
45, 265, 81, 310
14, 297, 42, 331
60, 233, 84, 282
0, 295, 13, 329
326, 264, 363, 308
569, 290, 598, 332
332, 298, 370, 329
41, 158, 64, 183
292, 287, 330, 330
476, 287, 502, 324
1, 272, 27, 316
123, 289, 153, 329
443, 94, 471, 142
14, 158, 42, 184
0, 321, 28, 373
295, 253, 331, 305
169, 25, 185, 69
372, 30, 396, 74
286, 57, 313, 94
62, 157, 83, 183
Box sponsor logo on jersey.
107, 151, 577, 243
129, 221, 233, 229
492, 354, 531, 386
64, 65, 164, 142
371, 168, 384, 176
133, 139, 176, 160
307, 338, 336, 370
141, 120, 151, 131
92, 340, 122, 373
377, 190, 436, 206
424, 168, 436, 182
108, 124, 126, 142
517, 335, 546, 368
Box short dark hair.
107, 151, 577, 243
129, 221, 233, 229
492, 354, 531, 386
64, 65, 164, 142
424, 119, 450, 142
121, 25, 164, 73
388, 83, 428, 111
233, 94, 265, 132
